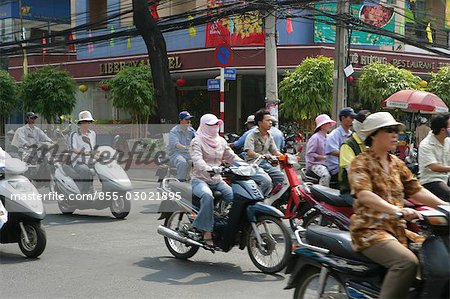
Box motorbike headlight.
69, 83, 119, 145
286, 154, 298, 165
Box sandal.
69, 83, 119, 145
203, 232, 214, 246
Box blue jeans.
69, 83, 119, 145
259, 160, 285, 191
191, 179, 233, 232
251, 167, 272, 196
169, 154, 191, 181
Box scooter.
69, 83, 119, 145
0, 151, 47, 258
285, 205, 450, 299
157, 160, 292, 274
52, 136, 132, 219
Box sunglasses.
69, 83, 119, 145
381, 126, 400, 134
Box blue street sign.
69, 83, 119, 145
214, 44, 233, 67
224, 68, 236, 80
207, 79, 220, 91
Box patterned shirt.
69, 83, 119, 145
349, 149, 422, 251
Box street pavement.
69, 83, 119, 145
0, 170, 295, 299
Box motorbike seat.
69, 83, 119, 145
170, 181, 222, 208
301, 168, 320, 183
306, 225, 376, 265
309, 184, 353, 207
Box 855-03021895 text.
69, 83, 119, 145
11, 191, 181, 201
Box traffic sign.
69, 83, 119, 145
224, 68, 236, 80
214, 44, 233, 67
207, 79, 220, 91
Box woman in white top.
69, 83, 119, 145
69, 111, 96, 194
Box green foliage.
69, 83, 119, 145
427, 66, 450, 106
20, 66, 76, 123
358, 63, 421, 112
106, 65, 157, 124
0, 70, 18, 115
278, 56, 334, 120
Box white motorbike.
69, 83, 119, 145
52, 136, 133, 219
0, 151, 46, 258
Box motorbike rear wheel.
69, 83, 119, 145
110, 192, 131, 219
247, 215, 291, 274
18, 222, 47, 258
294, 267, 346, 299
164, 212, 199, 259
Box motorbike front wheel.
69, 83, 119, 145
294, 268, 347, 299
110, 192, 131, 219
164, 212, 199, 259
247, 215, 291, 274
18, 222, 47, 258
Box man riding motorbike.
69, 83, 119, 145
168, 111, 196, 182
11, 112, 53, 162
244, 109, 283, 196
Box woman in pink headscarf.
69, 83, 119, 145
190, 114, 240, 245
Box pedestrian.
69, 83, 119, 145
415, 117, 431, 147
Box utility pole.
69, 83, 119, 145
19, 0, 28, 76
265, 9, 279, 125
332, 0, 349, 122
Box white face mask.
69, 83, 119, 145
204, 125, 219, 136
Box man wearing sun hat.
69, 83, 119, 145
305, 114, 336, 186
168, 111, 196, 181
12, 112, 53, 162
325, 107, 356, 181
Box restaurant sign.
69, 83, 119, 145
100, 56, 182, 75
349, 52, 450, 72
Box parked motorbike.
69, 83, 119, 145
53, 135, 132, 219
283, 133, 303, 155
157, 160, 292, 274
286, 205, 450, 299
0, 151, 47, 258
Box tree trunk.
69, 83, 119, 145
132, 0, 178, 124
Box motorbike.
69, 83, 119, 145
285, 205, 450, 299
0, 151, 47, 258
52, 135, 132, 219
157, 160, 292, 274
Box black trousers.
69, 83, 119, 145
423, 180, 450, 202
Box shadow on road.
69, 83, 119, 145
43, 213, 120, 227
135, 256, 284, 285
0, 251, 39, 264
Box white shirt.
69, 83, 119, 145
11, 124, 52, 150
69, 129, 96, 163
418, 132, 450, 185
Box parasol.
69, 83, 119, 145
382, 90, 449, 113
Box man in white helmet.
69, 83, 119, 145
69, 110, 96, 194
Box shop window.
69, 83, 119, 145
89, 0, 107, 29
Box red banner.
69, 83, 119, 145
205, 1, 264, 47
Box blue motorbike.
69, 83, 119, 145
285, 205, 450, 298
157, 161, 292, 274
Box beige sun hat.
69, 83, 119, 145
360, 112, 405, 137
78, 110, 95, 123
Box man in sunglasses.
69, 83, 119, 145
11, 112, 53, 162
418, 113, 450, 202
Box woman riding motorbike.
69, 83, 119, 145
348, 112, 448, 299
189, 114, 240, 245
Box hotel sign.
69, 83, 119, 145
100, 56, 182, 75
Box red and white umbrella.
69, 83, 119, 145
382, 90, 449, 113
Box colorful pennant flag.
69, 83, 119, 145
426, 22, 433, 43
68, 33, 76, 52
88, 30, 94, 53
229, 16, 234, 35
286, 18, 293, 34
42, 33, 47, 54
127, 27, 132, 48
188, 15, 196, 37
110, 26, 115, 47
